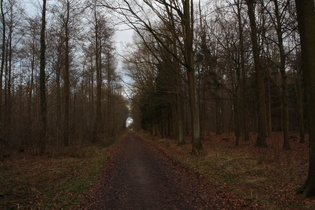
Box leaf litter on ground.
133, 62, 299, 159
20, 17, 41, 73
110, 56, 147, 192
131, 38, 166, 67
140, 131, 315, 209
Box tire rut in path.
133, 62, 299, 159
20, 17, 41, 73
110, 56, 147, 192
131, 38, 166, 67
79, 133, 218, 209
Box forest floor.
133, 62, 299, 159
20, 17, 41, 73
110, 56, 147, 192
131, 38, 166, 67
78, 132, 260, 209
0, 141, 116, 209
1, 131, 315, 209
141, 131, 315, 209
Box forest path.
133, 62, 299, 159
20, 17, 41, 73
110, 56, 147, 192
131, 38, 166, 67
78, 132, 216, 209
78, 132, 259, 210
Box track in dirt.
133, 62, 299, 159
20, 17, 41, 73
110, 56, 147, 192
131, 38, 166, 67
79, 133, 255, 209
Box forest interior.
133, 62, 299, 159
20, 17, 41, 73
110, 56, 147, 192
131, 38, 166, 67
1, 0, 315, 209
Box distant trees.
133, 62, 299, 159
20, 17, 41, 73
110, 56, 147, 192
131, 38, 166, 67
0, 0, 128, 156
0, 0, 27, 152
106, 0, 202, 152
118, 0, 305, 153
87, 0, 119, 142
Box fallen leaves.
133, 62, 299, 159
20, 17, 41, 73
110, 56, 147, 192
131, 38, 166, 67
142, 131, 315, 209
0, 145, 113, 209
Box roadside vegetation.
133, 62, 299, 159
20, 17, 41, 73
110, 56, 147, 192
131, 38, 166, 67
0, 143, 118, 209
142, 132, 315, 209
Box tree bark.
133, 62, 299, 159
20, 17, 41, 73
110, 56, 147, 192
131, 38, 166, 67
273, 0, 290, 150
184, 0, 202, 153
235, 0, 249, 141
245, 0, 267, 147
93, 6, 102, 143
298, 74, 305, 143
39, 0, 47, 154
56, 40, 62, 143
234, 92, 241, 146
4, 3, 13, 142
0, 0, 5, 136
265, 66, 272, 136
106, 51, 112, 138
63, 0, 70, 146
171, 22, 184, 145
295, 0, 315, 197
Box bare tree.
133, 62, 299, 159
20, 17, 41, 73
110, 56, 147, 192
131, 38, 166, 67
63, 0, 70, 146
295, 0, 315, 197
39, 0, 47, 154
234, 0, 250, 142
91, 1, 103, 142
105, 0, 202, 152
0, 0, 5, 134
261, 0, 291, 149
245, 0, 268, 147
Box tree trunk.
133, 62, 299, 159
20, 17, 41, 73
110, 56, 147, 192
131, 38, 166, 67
176, 90, 184, 145
56, 41, 62, 143
184, 0, 201, 153
0, 0, 5, 134
234, 8, 242, 145
39, 0, 47, 154
171, 25, 184, 145
266, 70, 272, 136
63, 0, 70, 146
298, 75, 305, 143
295, 0, 315, 197
246, 0, 267, 147
215, 97, 222, 135
234, 92, 241, 146
28, 46, 35, 145
235, 0, 249, 141
273, 0, 290, 150
93, 7, 102, 143
106, 51, 111, 138
5, 6, 13, 143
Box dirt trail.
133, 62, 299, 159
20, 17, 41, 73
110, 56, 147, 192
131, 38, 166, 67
78, 133, 252, 209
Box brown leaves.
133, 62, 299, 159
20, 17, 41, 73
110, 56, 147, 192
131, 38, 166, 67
146, 132, 315, 209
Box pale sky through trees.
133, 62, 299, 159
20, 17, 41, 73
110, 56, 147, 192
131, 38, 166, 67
24, 0, 135, 98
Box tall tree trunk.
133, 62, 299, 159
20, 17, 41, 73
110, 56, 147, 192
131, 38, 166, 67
215, 97, 222, 135
176, 90, 184, 145
234, 9, 242, 146
93, 8, 102, 143
234, 91, 241, 146
235, 0, 249, 141
295, 0, 315, 197
5, 5, 13, 142
63, 0, 70, 146
106, 51, 111, 138
246, 0, 267, 147
260, 1, 272, 137
39, 0, 47, 154
171, 23, 184, 145
28, 47, 35, 145
298, 72, 305, 143
266, 70, 272, 136
184, 0, 201, 153
56, 41, 62, 143
234, 51, 241, 146
273, 0, 290, 150
0, 0, 5, 137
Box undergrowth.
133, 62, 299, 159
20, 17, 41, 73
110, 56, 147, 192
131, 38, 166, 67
141, 132, 315, 209
0, 145, 112, 209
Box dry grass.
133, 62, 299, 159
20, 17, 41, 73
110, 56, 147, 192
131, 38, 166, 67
0, 145, 112, 209
143, 132, 315, 209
